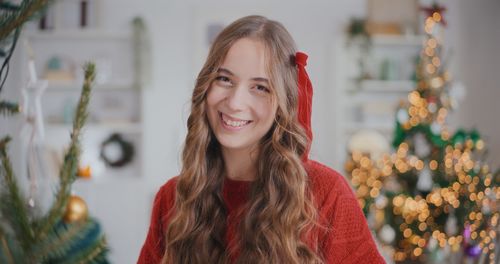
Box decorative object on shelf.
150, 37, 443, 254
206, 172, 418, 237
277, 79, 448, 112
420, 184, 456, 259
44, 55, 76, 82
100, 133, 135, 168
347, 18, 370, 41
367, 0, 419, 35
64, 195, 88, 223
379, 58, 399, 80
346, 18, 372, 80
345, 3, 499, 263
38, 5, 56, 30
132, 16, 152, 89
80, 0, 88, 27
40, 0, 99, 30
347, 129, 389, 161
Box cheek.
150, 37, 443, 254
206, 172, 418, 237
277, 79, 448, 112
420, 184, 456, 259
206, 86, 223, 111
256, 101, 277, 126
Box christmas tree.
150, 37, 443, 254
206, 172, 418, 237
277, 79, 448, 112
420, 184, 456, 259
344, 3, 499, 263
1, 1, 108, 263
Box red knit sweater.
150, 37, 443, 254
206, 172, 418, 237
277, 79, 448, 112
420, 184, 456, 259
138, 160, 386, 263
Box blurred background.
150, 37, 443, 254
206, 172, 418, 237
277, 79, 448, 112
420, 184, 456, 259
1, 0, 499, 263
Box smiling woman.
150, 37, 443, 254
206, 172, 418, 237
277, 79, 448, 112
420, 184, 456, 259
138, 15, 385, 264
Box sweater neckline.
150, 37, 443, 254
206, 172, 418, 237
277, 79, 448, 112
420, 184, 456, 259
224, 176, 253, 189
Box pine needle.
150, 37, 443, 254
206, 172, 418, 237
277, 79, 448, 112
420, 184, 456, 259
0, 0, 52, 41
34, 62, 95, 241
0, 137, 35, 252
0, 101, 20, 116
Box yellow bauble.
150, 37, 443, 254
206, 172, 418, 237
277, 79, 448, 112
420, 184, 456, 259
64, 195, 88, 223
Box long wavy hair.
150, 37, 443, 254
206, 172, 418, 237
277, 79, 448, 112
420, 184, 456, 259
163, 15, 324, 264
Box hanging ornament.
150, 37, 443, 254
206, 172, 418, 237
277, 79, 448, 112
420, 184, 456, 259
20, 49, 50, 208
445, 212, 458, 235
427, 237, 438, 251
375, 195, 388, 209
378, 224, 396, 244
384, 176, 402, 193
417, 165, 433, 192
396, 108, 409, 124
64, 195, 88, 223
77, 165, 92, 179
430, 121, 442, 135
464, 244, 481, 258
420, 3, 448, 26
427, 96, 438, 113
463, 224, 471, 244
414, 133, 431, 158
448, 82, 466, 110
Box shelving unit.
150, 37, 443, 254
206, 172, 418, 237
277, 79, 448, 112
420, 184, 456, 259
333, 34, 425, 170
18, 25, 144, 181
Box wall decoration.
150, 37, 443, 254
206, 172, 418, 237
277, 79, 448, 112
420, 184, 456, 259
100, 133, 135, 168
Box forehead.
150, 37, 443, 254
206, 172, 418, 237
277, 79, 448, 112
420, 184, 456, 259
220, 38, 269, 80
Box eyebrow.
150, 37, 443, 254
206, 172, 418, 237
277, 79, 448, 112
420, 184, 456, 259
217, 68, 269, 84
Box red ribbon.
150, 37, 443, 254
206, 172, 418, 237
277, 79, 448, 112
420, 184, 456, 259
295, 52, 313, 162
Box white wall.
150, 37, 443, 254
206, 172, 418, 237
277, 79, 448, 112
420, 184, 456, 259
1, 0, 499, 263
451, 0, 500, 169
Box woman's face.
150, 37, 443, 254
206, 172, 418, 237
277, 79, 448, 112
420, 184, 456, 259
206, 37, 278, 153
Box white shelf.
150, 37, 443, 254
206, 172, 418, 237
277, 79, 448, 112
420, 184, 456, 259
23, 29, 130, 40
371, 34, 426, 46
344, 121, 395, 132
46, 81, 138, 91
46, 122, 143, 134
350, 79, 416, 93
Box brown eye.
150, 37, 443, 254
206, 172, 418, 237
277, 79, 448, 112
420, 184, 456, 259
256, 85, 270, 93
215, 76, 232, 84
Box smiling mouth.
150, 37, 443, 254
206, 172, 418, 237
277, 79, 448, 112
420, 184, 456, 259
219, 112, 252, 128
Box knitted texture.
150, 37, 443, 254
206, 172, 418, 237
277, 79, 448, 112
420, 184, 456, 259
138, 160, 386, 263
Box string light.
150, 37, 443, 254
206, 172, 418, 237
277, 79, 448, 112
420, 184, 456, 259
344, 9, 499, 259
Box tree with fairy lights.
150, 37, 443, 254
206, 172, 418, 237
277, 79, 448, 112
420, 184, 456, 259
344, 3, 499, 264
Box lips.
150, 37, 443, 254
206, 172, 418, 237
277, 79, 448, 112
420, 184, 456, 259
219, 112, 252, 128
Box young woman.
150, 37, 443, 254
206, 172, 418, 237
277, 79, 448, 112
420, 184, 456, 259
138, 15, 385, 264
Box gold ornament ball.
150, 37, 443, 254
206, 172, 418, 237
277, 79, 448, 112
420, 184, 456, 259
64, 195, 88, 223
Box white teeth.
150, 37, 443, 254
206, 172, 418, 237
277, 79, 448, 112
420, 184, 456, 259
221, 113, 250, 127
224, 119, 249, 127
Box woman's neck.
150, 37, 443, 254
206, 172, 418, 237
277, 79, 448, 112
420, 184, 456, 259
221, 147, 258, 181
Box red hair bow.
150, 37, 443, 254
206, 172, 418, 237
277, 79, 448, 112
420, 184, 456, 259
295, 52, 313, 162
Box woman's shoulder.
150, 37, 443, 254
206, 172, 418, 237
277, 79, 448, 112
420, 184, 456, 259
152, 176, 179, 213
303, 160, 356, 207
158, 175, 179, 194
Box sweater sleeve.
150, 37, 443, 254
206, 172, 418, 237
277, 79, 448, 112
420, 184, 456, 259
307, 161, 386, 264
137, 177, 177, 264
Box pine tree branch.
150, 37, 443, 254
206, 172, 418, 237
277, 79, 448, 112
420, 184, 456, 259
0, 233, 16, 264
0, 0, 52, 41
0, 101, 20, 116
35, 220, 89, 261
34, 63, 95, 241
0, 137, 35, 252
60, 236, 108, 264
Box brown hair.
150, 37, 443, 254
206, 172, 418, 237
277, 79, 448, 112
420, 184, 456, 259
163, 15, 323, 264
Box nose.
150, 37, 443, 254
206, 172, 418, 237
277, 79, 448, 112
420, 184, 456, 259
226, 85, 248, 111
